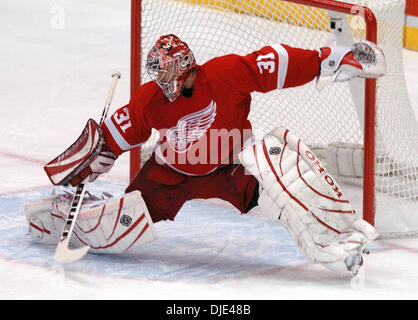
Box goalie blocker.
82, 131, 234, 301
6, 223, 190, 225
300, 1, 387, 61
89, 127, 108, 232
43, 119, 117, 187
24, 191, 157, 254
239, 128, 378, 274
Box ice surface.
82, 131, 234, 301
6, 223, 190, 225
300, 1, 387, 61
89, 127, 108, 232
0, 0, 417, 300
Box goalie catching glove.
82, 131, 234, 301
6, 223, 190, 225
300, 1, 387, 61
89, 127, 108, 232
316, 40, 386, 90
44, 119, 116, 187
239, 128, 378, 275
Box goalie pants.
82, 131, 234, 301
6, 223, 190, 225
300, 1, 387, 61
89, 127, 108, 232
126, 153, 260, 223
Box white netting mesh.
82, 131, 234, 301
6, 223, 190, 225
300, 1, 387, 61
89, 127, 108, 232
136, 0, 418, 236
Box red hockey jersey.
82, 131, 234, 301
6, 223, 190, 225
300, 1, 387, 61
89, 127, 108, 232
102, 44, 320, 176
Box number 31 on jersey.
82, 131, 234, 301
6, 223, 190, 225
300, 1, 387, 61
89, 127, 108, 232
113, 107, 132, 133
256, 52, 275, 74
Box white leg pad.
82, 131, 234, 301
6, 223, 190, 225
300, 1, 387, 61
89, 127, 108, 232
24, 190, 157, 255
239, 128, 378, 272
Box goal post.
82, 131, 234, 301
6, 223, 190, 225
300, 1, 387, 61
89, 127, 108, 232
130, 0, 142, 182
129, 0, 418, 238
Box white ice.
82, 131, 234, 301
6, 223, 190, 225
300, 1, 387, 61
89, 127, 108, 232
0, 0, 417, 300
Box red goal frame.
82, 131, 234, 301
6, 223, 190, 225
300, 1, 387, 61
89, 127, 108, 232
129, 0, 378, 226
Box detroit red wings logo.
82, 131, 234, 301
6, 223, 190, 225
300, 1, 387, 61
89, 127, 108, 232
166, 100, 217, 153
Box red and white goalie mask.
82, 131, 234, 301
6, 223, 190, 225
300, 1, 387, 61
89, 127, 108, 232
146, 34, 196, 102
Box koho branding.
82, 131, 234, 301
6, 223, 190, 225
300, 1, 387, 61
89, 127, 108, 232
305, 149, 343, 199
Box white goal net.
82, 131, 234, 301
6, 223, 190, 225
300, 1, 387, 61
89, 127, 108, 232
131, 0, 418, 237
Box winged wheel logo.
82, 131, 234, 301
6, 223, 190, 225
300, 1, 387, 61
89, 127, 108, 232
166, 101, 217, 153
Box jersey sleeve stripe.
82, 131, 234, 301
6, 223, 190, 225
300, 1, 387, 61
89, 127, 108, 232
271, 44, 289, 89
104, 117, 143, 151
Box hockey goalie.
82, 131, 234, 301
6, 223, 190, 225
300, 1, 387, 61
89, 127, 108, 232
25, 34, 385, 274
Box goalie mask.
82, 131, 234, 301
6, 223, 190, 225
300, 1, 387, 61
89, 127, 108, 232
146, 34, 196, 102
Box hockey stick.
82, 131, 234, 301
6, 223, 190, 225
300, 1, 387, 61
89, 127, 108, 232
54, 72, 121, 263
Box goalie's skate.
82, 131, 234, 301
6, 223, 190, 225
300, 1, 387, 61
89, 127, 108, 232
316, 220, 376, 275
324, 243, 372, 276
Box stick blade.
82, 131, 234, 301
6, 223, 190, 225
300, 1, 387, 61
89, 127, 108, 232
54, 238, 90, 264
